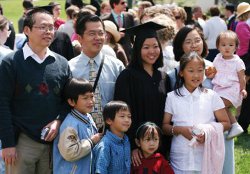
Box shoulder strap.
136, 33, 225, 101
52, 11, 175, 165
93, 56, 105, 91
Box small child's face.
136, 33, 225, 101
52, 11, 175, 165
180, 58, 204, 93
107, 109, 131, 138
137, 129, 159, 158
218, 37, 236, 59
69, 92, 94, 115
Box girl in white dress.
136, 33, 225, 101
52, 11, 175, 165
162, 52, 230, 174
208, 31, 247, 139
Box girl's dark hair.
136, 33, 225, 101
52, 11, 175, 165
64, 78, 93, 103
103, 101, 131, 128
174, 51, 205, 96
135, 122, 162, 148
173, 26, 208, 61
128, 35, 163, 71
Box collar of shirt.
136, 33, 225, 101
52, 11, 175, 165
72, 109, 91, 123
80, 51, 103, 67
227, 14, 235, 21
106, 130, 128, 144
111, 10, 124, 24
180, 86, 201, 98
23, 43, 55, 64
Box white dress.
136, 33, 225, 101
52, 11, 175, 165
212, 53, 245, 107
165, 86, 225, 173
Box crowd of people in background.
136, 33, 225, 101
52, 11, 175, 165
0, 0, 249, 173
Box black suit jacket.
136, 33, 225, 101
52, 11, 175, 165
227, 15, 237, 31
102, 12, 135, 60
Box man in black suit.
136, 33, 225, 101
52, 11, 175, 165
102, 0, 135, 61
224, 3, 237, 31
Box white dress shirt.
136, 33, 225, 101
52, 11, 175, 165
165, 86, 225, 172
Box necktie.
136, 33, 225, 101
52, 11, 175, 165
117, 15, 122, 28
89, 59, 104, 130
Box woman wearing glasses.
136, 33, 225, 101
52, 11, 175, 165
0, 15, 12, 63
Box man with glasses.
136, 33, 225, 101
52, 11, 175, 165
0, 8, 71, 174
69, 13, 124, 131
102, 0, 135, 61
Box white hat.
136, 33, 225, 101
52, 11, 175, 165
104, 20, 121, 42
237, 2, 250, 18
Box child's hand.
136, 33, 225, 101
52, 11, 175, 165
196, 133, 205, 144
205, 66, 217, 79
241, 89, 247, 99
91, 133, 103, 145
180, 126, 193, 140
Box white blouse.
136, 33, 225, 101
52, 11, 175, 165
165, 86, 224, 172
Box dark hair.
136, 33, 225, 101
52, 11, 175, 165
216, 30, 239, 49
135, 122, 162, 149
0, 15, 8, 31
225, 4, 235, 14
129, 35, 163, 70
64, 78, 93, 103
75, 13, 104, 36
103, 101, 130, 128
23, 8, 52, 29
174, 51, 205, 96
23, 0, 34, 10
209, 6, 220, 16
173, 26, 208, 61
109, 0, 120, 9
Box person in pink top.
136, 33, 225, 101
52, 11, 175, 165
208, 31, 247, 139
236, 2, 250, 136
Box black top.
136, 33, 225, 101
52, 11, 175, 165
114, 68, 171, 148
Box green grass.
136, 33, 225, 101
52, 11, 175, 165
235, 126, 250, 174
0, 0, 66, 32
1, 1, 250, 173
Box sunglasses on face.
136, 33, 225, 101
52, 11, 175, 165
120, 1, 126, 5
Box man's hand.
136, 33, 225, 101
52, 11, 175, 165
44, 119, 61, 142
2, 147, 17, 165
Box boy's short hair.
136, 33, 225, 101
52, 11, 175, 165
103, 101, 130, 122
64, 78, 93, 103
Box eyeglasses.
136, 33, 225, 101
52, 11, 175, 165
84, 30, 106, 38
33, 25, 55, 32
184, 38, 202, 46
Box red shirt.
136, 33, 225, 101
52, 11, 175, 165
131, 153, 174, 174
54, 19, 65, 30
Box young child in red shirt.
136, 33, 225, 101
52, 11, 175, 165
131, 122, 174, 174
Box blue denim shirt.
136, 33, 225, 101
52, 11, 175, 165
69, 51, 124, 108
92, 130, 131, 174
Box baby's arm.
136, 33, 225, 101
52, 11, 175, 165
214, 108, 231, 131
58, 127, 101, 162
238, 69, 247, 98
162, 112, 193, 140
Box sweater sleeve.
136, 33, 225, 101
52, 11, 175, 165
58, 126, 93, 162
0, 54, 17, 148
57, 64, 72, 122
